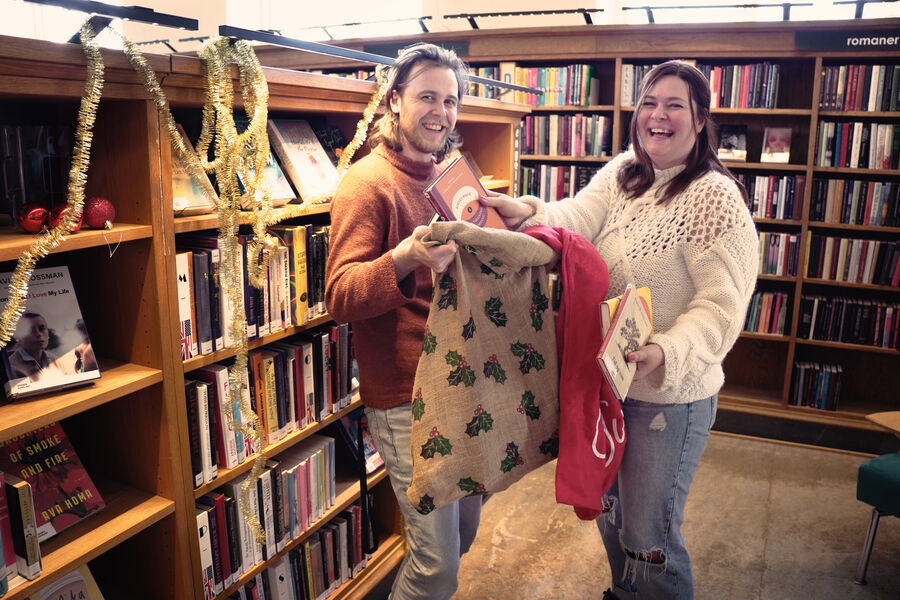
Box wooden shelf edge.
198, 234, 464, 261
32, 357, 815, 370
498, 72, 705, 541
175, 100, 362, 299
0, 360, 163, 440
173, 204, 332, 234
4, 486, 173, 600
718, 394, 890, 432
0, 223, 153, 262
520, 154, 610, 163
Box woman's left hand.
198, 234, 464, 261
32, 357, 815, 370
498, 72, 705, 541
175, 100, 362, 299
628, 343, 664, 380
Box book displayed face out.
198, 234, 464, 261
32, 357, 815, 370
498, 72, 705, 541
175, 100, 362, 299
0, 266, 101, 400
717, 124, 748, 162
424, 155, 507, 229
761, 127, 792, 163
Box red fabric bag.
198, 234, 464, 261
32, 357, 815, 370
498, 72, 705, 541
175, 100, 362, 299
524, 226, 626, 520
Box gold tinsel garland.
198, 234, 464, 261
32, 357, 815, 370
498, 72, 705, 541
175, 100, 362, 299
2, 22, 390, 544
0, 22, 103, 349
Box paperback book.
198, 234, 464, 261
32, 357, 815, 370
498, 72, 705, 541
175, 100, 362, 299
424, 155, 507, 229
0, 266, 101, 400
28, 563, 104, 600
717, 124, 748, 162
761, 127, 792, 163
267, 119, 339, 201
0, 422, 105, 542
171, 124, 217, 216
596, 284, 654, 402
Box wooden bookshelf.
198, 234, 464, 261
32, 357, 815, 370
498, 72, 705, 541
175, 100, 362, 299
270, 18, 900, 432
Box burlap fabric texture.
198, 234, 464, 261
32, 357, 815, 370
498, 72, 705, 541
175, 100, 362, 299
407, 221, 560, 515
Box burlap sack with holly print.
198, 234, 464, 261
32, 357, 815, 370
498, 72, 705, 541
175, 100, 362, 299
407, 221, 560, 515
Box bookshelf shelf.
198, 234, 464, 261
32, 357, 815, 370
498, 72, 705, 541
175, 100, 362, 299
0, 360, 162, 440
723, 162, 809, 172
801, 277, 899, 291
173, 203, 333, 234
0, 223, 153, 261
807, 222, 900, 234
794, 337, 899, 355
531, 104, 615, 113
520, 154, 610, 163
4, 484, 174, 600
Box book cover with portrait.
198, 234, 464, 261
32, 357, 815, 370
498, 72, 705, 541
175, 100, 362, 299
717, 124, 748, 162
0, 422, 105, 542
761, 127, 792, 163
0, 266, 101, 401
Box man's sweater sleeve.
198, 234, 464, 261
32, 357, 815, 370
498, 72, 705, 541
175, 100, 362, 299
649, 180, 759, 395
324, 172, 416, 324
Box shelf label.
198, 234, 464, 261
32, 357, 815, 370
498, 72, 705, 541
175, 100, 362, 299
796, 30, 900, 51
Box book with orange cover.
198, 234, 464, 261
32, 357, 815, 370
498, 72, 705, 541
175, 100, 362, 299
424, 155, 507, 229
596, 284, 654, 402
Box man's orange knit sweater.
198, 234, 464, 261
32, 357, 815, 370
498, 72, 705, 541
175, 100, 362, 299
325, 144, 439, 410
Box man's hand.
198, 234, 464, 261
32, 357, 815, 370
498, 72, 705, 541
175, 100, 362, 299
628, 343, 665, 381
392, 225, 458, 280
480, 191, 534, 229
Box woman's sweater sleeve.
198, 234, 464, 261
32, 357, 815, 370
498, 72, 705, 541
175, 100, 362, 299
518, 154, 621, 237
649, 179, 759, 396
324, 173, 416, 324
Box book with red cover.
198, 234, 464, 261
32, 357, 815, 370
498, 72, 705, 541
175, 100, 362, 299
596, 284, 654, 402
424, 155, 507, 229
0, 422, 104, 542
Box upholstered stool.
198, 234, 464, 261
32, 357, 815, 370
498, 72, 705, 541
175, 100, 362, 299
853, 410, 900, 585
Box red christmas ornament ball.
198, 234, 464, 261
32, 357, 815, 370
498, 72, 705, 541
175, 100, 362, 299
17, 203, 49, 233
50, 204, 83, 233
84, 197, 116, 229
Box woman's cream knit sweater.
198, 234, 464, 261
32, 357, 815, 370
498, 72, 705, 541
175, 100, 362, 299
522, 151, 759, 404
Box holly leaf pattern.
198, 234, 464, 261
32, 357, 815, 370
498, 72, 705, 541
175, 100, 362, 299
540, 436, 559, 458
422, 329, 437, 355
530, 281, 549, 331
458, 477, 486, 495
420, 434, 453, 459
412, 389, 425, 421
437, 273, 457, 310
482, 357, 507, 383
465, 411, 494, 437
500, 441, 523, 473
510, 341, 546, 374
461, 315, 476, 340
446, 350, 476, 387
480, 264, 504, 280
518, 390, 541, 420
416, 495, 435, 515
485, 296, 507, 327
489, 257, 503, 268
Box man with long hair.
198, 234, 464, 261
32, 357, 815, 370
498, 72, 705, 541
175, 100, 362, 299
325, 43, 479, 600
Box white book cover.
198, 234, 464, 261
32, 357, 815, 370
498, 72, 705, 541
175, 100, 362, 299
221, 474, 256, 572
596, 284, 653, 402
175, 251, 198, 360
238, 365, 256, 460
195, 507, 216, 600
0, 266, 101, 400
267, 249, 282, 334
259, 468, 276, 560
195, 381, 217, 484
197, 364, 239, 470
299, 342, 315, 427
268, 555, 295, 600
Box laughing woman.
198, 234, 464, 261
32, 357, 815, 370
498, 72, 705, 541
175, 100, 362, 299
484, 60, 759, 599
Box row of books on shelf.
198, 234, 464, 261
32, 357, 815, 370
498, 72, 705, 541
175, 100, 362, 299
469, 65, 502, 100
797, 296, 899, 349
699, 62, 782, 110
806, 235, 900, 287
176, 224, 331, 360
789, 362, 843, 412
216, 498, 373, 600
758, 232, 800, 277
520, 113, 612, 158
737, 173, 805, 220
743, 291, 790, 335
186, 323, 358, 487
808, 178, 899, 227
194, 431, 373, 600
621, 62, 783, 109
813, 121, 899, 170
504, 63, 600, 107
818, 63, 900, 112
519, 164, 600, 203
0, 422, 105, 593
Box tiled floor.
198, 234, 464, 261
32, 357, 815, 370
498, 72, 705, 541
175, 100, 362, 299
448, 433, 900, 600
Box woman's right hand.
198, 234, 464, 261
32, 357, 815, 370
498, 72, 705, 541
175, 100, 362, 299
480, 191, 534, 229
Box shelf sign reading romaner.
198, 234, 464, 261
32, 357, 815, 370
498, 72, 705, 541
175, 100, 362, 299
796, 30, 900, 51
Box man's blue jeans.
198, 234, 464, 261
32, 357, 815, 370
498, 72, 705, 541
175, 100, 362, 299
366, 403, 482, 600
597, 395, 717, 600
